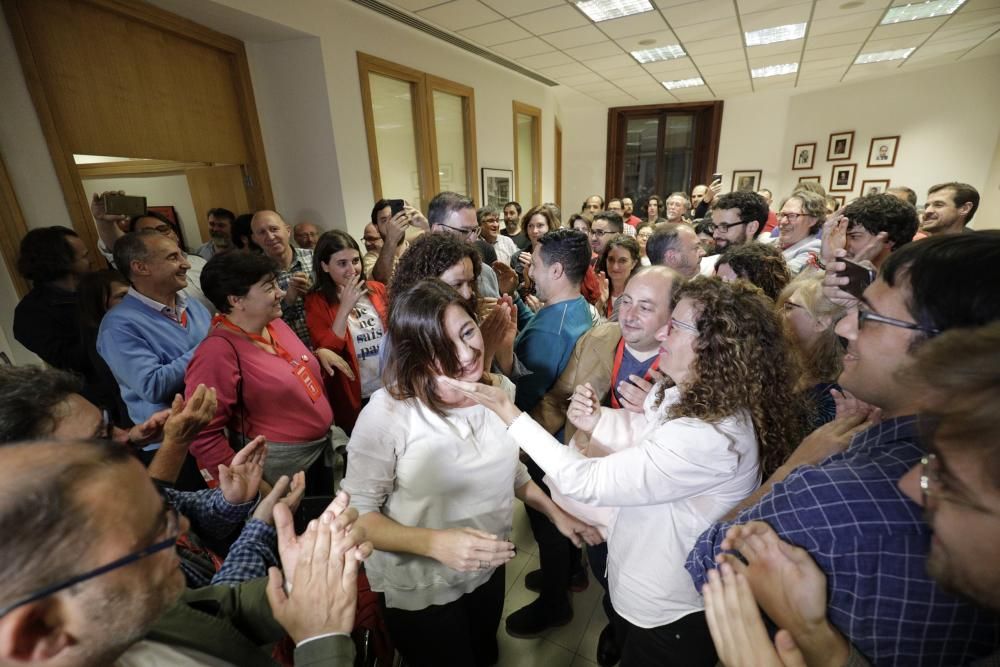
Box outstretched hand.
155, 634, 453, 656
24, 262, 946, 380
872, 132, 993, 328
437, 376, 521, 425
218, 436, 267, 505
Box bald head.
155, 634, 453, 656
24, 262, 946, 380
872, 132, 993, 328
251, 210, 292, 262
618, 265, 682, 352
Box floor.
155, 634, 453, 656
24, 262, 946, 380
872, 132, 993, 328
495, 500, 609, 667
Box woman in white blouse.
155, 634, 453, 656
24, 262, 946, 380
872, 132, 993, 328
443, 276, 809, 667
341, 278, 600, 667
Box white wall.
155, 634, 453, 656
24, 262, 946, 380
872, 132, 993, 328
81, 174, 201, 249
555, 87, 609, 216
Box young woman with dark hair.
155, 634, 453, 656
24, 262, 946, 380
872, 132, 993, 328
342, 278, 600, 667
595, 234, 641, 321
305, 230, 389, 433
443, 276, 810, 667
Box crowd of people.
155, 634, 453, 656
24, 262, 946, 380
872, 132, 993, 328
4, 175, 999, 667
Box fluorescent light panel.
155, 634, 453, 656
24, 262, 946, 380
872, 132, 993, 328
855, 47, 916, 63
575, 0, 654, 22
630, 44, 686, 63
881, 0, 966, 24
745, 23, 807, 46
662, 77, 705, 90
751, 62, 798, 78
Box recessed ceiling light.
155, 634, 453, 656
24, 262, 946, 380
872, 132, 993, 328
662, 77, 705, 90
855, 47, 916, 63
575, 0, 654, 22
744, 23, 807, 46
751, 62, 799, 78
881, 0, 966, 24
630, 45, 686, 63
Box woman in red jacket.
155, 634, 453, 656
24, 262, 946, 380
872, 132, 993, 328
306, 230, 388, 433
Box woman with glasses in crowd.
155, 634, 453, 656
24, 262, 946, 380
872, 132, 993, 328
342, 278, 600, 667
442, 276, 810, 667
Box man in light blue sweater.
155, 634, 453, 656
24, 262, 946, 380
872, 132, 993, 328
98, 231, 210, 470
508, 228, 594, 638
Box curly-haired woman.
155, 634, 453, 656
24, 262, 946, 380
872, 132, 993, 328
442, 276, 810, 667
342, 279, 600, 667
714, 241, 791, 302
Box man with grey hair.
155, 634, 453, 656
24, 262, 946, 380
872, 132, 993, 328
293, 221, 320, 250
647, 222, 705, 279
479, 205, 518, 264
664, 192, 691, 223
98, 231, 211, 488
428, 191, 500, 297
0, 437, 367, 665
251, 210, 314, 346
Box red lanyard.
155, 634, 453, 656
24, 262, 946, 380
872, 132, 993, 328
609, 337, 660, 409
211, 315, 321, 402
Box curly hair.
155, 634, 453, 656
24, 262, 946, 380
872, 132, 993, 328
656, 277, 810, 477
842, 193, 918, 251
712, 191, 769, 234
389, 232, 481, 306
776, 272, 845, 388
715, 242, 791, 302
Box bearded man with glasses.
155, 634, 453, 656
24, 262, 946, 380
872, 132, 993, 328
687, 232, 1000, 666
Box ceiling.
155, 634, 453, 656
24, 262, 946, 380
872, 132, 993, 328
372, 0, 1000, 104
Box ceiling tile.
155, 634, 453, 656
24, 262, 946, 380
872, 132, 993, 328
616, 29, 682, 51
748, 53, 801, 68
459, 19, 531, 46
741, 5, 813, 32
934, 23, 1000, 42
706, 70, 749, 83
689, 49, 749, 65
800, 54, 852, 68
642, 57, 700, 74
584, 53, 640, 71
600, 64, 650, 78
416, 0, 503, 31
543, 25, 605, 49
807, 31, 867, 50
511, 5, 590, 35
803, 43, 863, 59
812, 0, 886, 19
864, 35, 926, 51
746, 40, 804, 60
574, 81, 624, 94
478, 0, 562, 17
699, 59, 747, 74
537, 61, 594, 77
945, 8, 1000, 28
659, 0, 736, 28
554, 71, 606, 84
564, 41, 627, 61
798, 59, 847, 74
737, 0, 811, 14
684, 35, 739, 55
962, 0, 1000, 11
961, 35, 1000, 58
492, 37, 556, 58
598, 11, 668, 38
387, 0, 444, 11
869, 17, 946, 40
518, 51, 575, 68
618, 74, 659, 87
809, 9, 884, 35
673, 17, 740, 42
651, 0, 701, 7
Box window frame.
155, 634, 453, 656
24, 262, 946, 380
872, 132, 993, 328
512, 100, 542, 208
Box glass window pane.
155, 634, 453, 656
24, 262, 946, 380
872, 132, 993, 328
516, 113, 535, 205
661, 114, 695, 196
622, 117, 659, 201
432, 90, 467, 196
369, 73, 421, 204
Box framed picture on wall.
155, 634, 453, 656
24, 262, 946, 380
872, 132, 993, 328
798, 175, 821, 184
829, 164, 856, 192
832, 195, 846, 208
481, 168, 513, 209
861, 179, 891, 196
731, 170, 762, 192
792, 142, 816, 170
827, 131, 855, 161
867, 136, 900, 167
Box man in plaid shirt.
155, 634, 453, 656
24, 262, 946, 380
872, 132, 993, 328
687, 233, 1000, 666
251, 210, 314, 348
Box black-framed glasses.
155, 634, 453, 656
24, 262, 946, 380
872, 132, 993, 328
592, 229, 614, 238
714, 221, 749, 233
0, 504, 180, 617
438, 222, 480, 238
857, 306, 941, 336
919, 452, 999, 516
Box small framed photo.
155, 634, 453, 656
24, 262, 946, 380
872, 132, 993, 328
798, 175, 821, 184
731, 170, 762, 192
832, 195, 846, 208
867, 136, 900, 167
829, 163, 856, 192
827, 131, 855, 161
792, 142, 816, 170
861, 179, 891, 196
481, 168, 513, 208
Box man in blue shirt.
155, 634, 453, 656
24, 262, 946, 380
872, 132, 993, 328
508, 229, 593, 638
687, 233, 1000, 666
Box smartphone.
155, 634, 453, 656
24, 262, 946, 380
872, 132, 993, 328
103, 193, 147, 218
837, 258, 875, 299
388, 199, 405, 217
711, 172, 723, 185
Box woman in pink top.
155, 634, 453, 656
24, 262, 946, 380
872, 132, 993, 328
185, 251, 334, 487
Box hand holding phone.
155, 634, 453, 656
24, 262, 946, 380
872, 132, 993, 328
836, 259, 875, 300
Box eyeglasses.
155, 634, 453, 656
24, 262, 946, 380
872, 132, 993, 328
782, 301, 806, 313
856, 306, 941, 336
438, 222, 480, 238
919, 452, 999, 516
592, 229, 614, 238
0, 500, 180, 617
778, 212, 806, 222
714, 221, 748, 233
669, 317, 699, 335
